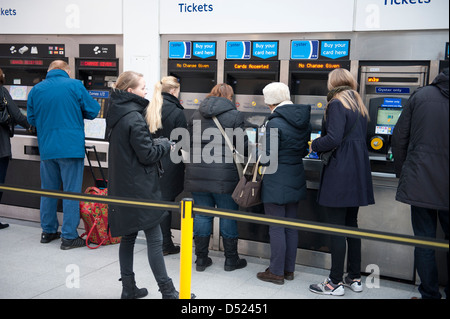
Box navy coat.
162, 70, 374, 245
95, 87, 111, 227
261, 103, 311, 205
311, 99, 374, 208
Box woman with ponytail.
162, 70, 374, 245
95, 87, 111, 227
145, 76, 187, 255
309, 68, 374, 296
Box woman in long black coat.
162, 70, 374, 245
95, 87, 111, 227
146, 76, 187, 255
309, 68, 374, 296
107, 71, 180, 299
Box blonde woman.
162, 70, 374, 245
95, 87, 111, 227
309, 68, 374, 296
145, 76, 187, 255
107, 71, 184, 299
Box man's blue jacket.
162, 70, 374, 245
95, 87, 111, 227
27, 69, 100, 160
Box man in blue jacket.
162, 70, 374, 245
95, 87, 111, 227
27, 60, 100, 250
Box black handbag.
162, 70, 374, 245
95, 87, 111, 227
319, 148, 335, 165
232, 154, 265, 208
319, 114, 359, 165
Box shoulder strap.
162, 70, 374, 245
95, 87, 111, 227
212, 116, 234, 153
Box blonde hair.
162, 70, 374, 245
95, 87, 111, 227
327, 68, 369, 120
114, 71, 144, 92
145, 76, 180, 133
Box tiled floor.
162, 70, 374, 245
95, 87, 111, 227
0, 218, 423, 299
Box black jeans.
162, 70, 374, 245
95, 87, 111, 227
119, 224, 170, 285
411, 205, 449, 299
325, 206, 361, 284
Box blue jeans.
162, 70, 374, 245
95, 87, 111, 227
411, 205, 449, 299
192, 192, 239, 239
40, 158, 84, 240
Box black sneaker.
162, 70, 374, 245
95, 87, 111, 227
41, 232, 61, 243
60, 236, 85, 250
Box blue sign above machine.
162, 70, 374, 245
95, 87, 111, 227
381, 98, 403, 107
169, 41, 191, 59
376, 87, 410, 94
88, 90, 109, 98
169, 41, 216, 60
192, 42, 216, 59
226, 41, 279, 60
291, 40, 350, 60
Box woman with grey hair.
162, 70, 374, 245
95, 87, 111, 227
256, 82, 311, 285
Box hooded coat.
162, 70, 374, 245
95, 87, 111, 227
261, 102, 311, 204
392, 70, 449, 211
106, 89, 171, 237
184, 96, 247, 194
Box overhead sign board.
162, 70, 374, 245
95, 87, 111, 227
291, 40, 350, 60
169, 41, 216, 59
226, 41, 278, 60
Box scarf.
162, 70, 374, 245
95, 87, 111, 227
327, 86, 353, 102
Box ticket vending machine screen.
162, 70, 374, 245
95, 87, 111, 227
375, 106, 403, 135
367, 97, 407, 155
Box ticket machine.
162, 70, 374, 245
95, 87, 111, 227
75, 44, 119, 143
0, 43, 68, 136
167, 41, 217, 112
289, 39, 351, 134
0, 43, 68, 209
224, 40, 280, 125
359, 64, 428, 162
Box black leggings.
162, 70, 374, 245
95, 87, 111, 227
325, 206, 361, 284
118, 224, 170, 285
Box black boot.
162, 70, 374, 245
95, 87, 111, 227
194, 236, 212, 272
223, 238, 247, 271
158, 279, 179, 299
119, 274, 148, 299
161, 211, 180, 255
158, 279, 196, 299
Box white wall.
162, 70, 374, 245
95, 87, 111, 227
122, 0, 161, 99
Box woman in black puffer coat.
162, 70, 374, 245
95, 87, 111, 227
184, 83, 248, 273
107, 71, 181, 299
146, 76, 187, 255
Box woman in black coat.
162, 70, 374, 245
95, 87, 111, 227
0, 68, 32, 229
107, 71, 179, 299
146, 76, 187, 255
309, 69, 374, 296
256, 82, 311, 285
184, 83, 247, 273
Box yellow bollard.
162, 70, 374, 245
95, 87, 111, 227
179, 198, 194, 299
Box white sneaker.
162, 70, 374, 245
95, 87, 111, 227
343, 276, 363, 292
309, 277, 345, 296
